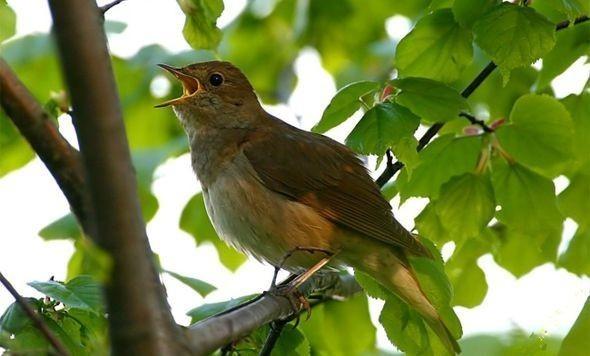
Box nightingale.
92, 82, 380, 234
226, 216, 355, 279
157, 61, 460, 354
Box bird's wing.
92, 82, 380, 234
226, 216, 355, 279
242, 121, 430, 257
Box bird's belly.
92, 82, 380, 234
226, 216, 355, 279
202, 156, 339, 272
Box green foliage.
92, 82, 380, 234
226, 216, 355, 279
391, 77, 468, 123
445, 238, 489, 308
312, 81, 380, 133
0, 0, 15, 42
176, 0, 224, 50
473, 3, 556, 73
559, 227, 590, 276
186, 294, 258, 323
28, 276, 103, 314
452, 0, 499, 28
180, 193, 247, 271
164, 270, 216, 297
395, 9, 473, 83
559, 297, 590, 356
346, 102, 420, 155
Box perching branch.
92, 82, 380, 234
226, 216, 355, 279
459, 112, 493, 133
187, 272, 362, 355
47, 0, 188, 354
0, 271, 69, 356
376, 15, 590, 188
0, 59, 96, 237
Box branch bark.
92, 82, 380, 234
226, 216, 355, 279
0, 59, 96, 237
0, 272, 69, 356
186, 272, 362, 355
376, 15, 589, 188
47, 0, 187, 354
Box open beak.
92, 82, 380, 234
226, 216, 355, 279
155, 63, 204, 108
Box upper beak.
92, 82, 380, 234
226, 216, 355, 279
155, 63, 204, 108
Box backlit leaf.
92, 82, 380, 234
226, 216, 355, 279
176, 0, 224, 50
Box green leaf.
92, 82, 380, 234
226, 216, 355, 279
345, 102, 420, 155
559, 228, 590, 276
0, 115, 36, 178
180, 193, 247, 271
496, 94, 574, 177
273, 327, 310, 356
559, 171, 590, 228
300, 294, 376, 356
354, 271, 391, 301
392, 136, 420, 178
379, 295, 430, 355
164, 270, 216, 297
416, 203, 450, 245
186, 294, 258, 323
67, 238, 112, 282
396, 9, 473, 83
0, 300, 37, 334
445, 238, 489, 307
561, 93, 590, 171
176, 0, 224, 50
392, 77, 468, 123
397, 134, 483, 199
490, 224, 561, 277
452, 0, 499, 28
559, 297, 590, 356
39, 214, 82, 241
537, 22, 590, 89
313, 81, 380, 133
433, 173, 496, 243
533, 0, 590, 21
0, 0, 15, 42
473, 3, 556, 71
491, 161, 563, 232
28, 275, 103, 313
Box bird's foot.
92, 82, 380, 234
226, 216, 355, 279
269, 282, 312, 325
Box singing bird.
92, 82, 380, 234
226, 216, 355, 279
157, 61, 460, 354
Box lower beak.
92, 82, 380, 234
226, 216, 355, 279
155, 64, 204, 108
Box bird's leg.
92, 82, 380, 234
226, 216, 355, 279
269, 247, 334, 321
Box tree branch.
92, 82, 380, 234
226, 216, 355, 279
100, 0, 126, 14
376, 15, 589, 188
0, 59, 96, 237
186, 272, 362, 355
259, 320, 288, 356
0, 271, 69, 356
459, 112, 493, 132
47, 0, 188, 354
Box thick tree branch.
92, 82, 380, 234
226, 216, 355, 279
187, 272, 362, 355
47, 0, 187, 354
0, 60, 96, 237
376, 16, 589, 188
0, 271, 69, 356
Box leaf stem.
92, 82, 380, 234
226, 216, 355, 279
0, 272, 70, 356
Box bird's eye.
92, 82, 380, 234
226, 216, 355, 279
209, 73, 224, 86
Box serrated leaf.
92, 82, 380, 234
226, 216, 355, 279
379, 296, 431, 354
0, 0, 15, 42
180, 193, 246, 271
491, 161, 563, 232
28, 275, 103, 313
392, 136, 420, 178
416, 203, 450, 245
345, 102, 420, 155
559, 296, 590, 356
165, 270, 216, 297
186, 294, 257, 323
392, 77, 468, 123
490, 224, 561, 277
176, 0, 224, 50
452, 0, 500, 28
313, 81, 380, 133
559, 228, 590, 276
397, 134, 483, 200
0, 300, 37, 334
354, 271, 391, 301
433, 173, 495, 243
396, 9, 473, 83
273, 327, 310, 356
473, 3, 556, 71
561, 93, 590, 171
533, 0, 590, 21
299, 294, 376, 356
558, 172, 590, 228
496, 94, 574, 177
538, 22, 590, 89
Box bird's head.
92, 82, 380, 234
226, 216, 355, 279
156, 61, 263, 129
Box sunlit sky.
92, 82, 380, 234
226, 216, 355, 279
1, 0, 590, 351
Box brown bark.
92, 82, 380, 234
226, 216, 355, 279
46, 0, 188, 354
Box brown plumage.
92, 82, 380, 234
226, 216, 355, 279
157, 61, 460, 354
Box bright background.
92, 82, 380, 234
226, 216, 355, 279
1, 0, 589, 351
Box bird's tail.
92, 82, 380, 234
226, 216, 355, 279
351, 251, 461, 354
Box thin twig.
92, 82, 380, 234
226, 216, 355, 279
0, 272, 69, 356
459, 112, 494, 132
99, 0, 126, 14
259, 320, 287, 356
376, 15, 590, 188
